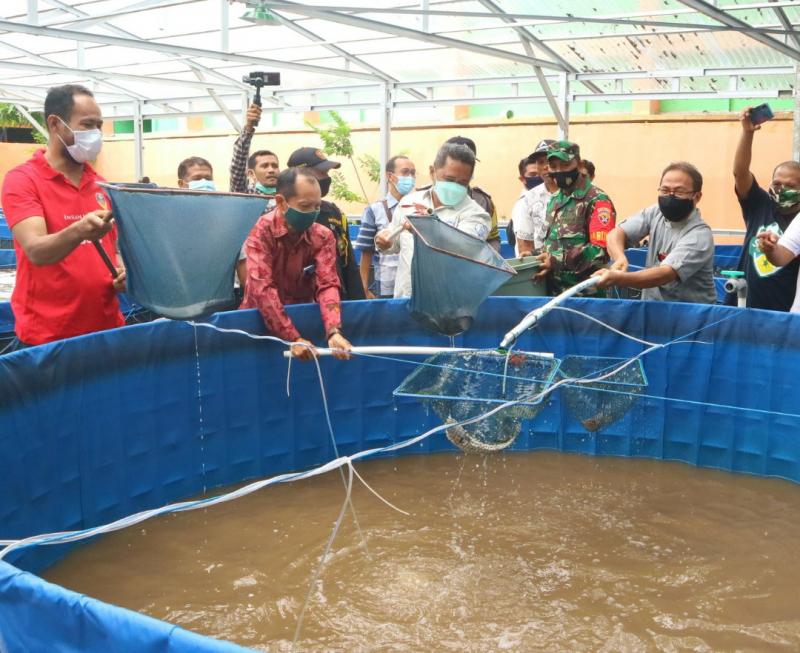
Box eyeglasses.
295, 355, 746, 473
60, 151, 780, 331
657, 187, 697, 199
769, 183, 800, 192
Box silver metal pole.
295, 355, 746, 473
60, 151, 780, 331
133, 100, 144, 181
378, 82, 392, 197
220, 0, 230, 52
794, 63, 800, 161
26, 0, 38, 25
557, 72, 569, 140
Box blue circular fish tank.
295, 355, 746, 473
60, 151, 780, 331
1, 297, 798, 652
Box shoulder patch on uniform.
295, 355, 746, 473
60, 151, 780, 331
588, 199, 615, 247
593, 199, 613, 225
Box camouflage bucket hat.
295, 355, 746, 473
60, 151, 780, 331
546, 140, 580, 162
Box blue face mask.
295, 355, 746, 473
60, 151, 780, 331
255, 182, 277, 195
285, 206, 319, 231
188, 179, 216, 192
394, 175, 415, 195
434, 180, 468, 206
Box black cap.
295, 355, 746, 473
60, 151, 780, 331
286, 147, 341, 171
446, 135, 478, 159
533, 139, 556, 155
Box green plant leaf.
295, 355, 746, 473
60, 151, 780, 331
0, 103, 47, 143
358, 154, 381, 183
330, 171, 365, 203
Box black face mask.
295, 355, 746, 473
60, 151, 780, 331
658, 195, 694, 222
318, 176, 332, 198
552, 169, 579, 190
524, 175, 544, 190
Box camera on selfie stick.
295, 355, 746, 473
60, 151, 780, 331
242, 71, 281, 126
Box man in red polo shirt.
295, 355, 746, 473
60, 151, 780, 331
242, 167, 352, 360
1, 84, 125, 348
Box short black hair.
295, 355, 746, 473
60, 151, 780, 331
582, 159, 596, 179
661, 161, 703, 192
277, 167, 319, 200
433, 142, 475, 174
177, 156, 213, 181
247, 150, 278, 170
386, 155, 411, 174
445, 135, 477, 157
44, 84, 94, 124
518, 153, 539, 176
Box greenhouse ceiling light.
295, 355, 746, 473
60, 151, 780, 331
240, 2, 281, 26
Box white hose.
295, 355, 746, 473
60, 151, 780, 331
282, 346, 554, 359
500, 276, 601, 349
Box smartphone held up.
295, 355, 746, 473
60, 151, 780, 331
748, 103, 774, 126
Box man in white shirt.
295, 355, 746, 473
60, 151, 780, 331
514, 139, 557, 255
375, 142, 491, 298
509, 153, 537, 256
757, 214, 800, 312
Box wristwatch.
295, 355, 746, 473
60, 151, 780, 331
327, 326, 343, 339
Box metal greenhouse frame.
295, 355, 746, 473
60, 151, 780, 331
3, 0, 800, 187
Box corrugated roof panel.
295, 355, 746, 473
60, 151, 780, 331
1, 0, 799, 109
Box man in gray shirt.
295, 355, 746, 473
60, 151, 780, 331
594, 161, 716, 304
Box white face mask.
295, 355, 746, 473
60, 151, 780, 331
56, 117, 103, 164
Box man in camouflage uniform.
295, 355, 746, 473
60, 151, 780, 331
535, 140, 616, 296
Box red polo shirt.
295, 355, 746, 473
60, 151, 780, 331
1, 149, 124, 345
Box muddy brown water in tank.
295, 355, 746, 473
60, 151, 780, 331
44, 451, 800, 652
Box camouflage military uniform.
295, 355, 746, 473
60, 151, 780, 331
540, 139, 616, 296
543, 173, 616, 296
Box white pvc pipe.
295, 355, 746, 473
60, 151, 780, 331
282, 346, 555, 359
500, 276, 601, 349
283, 346, 472, 358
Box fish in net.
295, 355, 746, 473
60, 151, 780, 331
101, 185, 268, 320
394, 350, 559, 453
407, 216, 515, 336
558, 355, 648, 432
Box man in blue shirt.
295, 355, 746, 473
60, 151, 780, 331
354, 155, 416, 298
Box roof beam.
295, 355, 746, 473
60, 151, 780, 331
474, 0, 600, 121
10, 102, 48, 139
192, 68, 241, 132
0, 37, 150, 102
0, 60, 243, 92
264, 0, 568, 71
43, 0, 200, 31
38, 0, 250, 91
0, 19, 381, 81
677, 0, 800, 60
474, 0, 584, 75
262, 3, 795, 34
769, 0, 800, 51
267, 8, 425, 100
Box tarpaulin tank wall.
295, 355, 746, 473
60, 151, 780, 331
1, 298, 799, 652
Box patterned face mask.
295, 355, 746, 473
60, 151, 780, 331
769, 185, 800, 210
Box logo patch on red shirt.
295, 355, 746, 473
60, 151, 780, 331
95, 192, 107, 209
